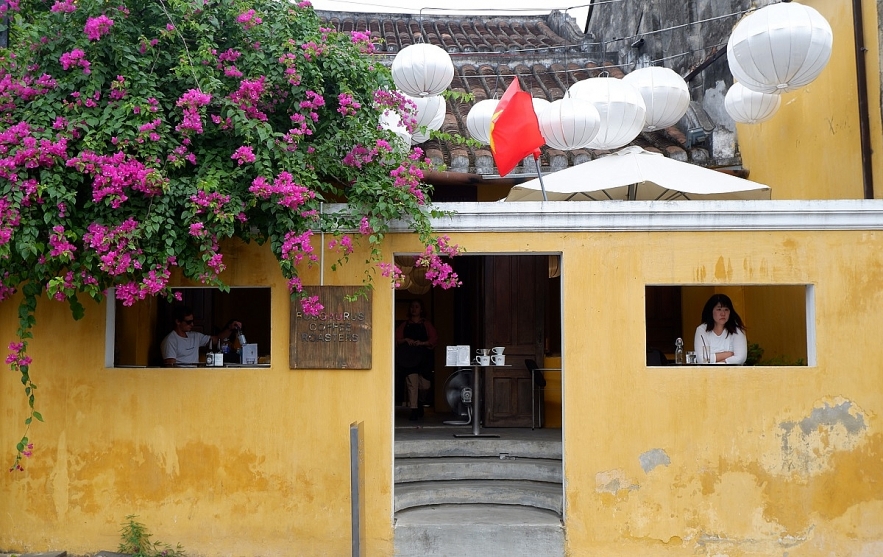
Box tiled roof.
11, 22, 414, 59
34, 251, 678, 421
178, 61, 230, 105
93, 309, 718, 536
318, 10, 731, 187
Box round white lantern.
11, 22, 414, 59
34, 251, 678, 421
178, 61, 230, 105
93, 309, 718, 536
465, 99, 499, 145
538, 97, 601, 151
724, 82, 781, 124
568, 77, 646, 150
391, 43, 455, 97
407, 94, 446, 144
378, 110, 411, 148
622, 66, 690, 131
532, 98, 551, 119
727, 2, 833, 94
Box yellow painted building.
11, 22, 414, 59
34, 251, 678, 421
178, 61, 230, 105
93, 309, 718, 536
3, 200, 883, 555
738, 0, 883, 201
3, 1, 883, 555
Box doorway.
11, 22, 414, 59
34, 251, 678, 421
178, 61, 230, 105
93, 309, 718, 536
393, 253, 562, 429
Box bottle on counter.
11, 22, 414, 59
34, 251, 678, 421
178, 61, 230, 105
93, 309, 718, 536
675, 337, 684, 365
212, 340, 224, 367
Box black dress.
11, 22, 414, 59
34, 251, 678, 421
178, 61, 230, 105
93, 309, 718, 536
396, 321, 434, 380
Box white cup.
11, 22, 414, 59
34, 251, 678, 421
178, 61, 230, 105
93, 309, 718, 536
476, 355, 490, 366
491, 347, 505, 355
491, 355, 505, 365
476, 348, 490, 356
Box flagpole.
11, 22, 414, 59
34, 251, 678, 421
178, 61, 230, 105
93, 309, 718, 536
532, 156, 547, 201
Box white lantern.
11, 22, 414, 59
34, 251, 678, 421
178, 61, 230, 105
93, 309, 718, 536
408, 94, 446, 144
532, 98, 551, 119
378, 110, 411, 148
391, 43, 455, 97
465, 99, 499, 145
622, 66, 690, 131
568, 77, 646, 150
727, 2, 833, 94
724, 82, 781, 124
538, 97, 601, 151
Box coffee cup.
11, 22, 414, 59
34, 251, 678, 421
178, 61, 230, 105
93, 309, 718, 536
491, 347, 505, 355
491, 354, 505, 365
476, 348, 490, 356
475, 355, 490, 366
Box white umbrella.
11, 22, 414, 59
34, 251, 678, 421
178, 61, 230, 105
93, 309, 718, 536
506, 146, 771, 201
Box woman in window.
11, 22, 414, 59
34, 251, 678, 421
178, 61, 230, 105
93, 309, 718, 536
694, 294, 747, 364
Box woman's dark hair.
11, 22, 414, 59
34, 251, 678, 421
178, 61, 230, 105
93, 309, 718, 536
700, 294, 745, 335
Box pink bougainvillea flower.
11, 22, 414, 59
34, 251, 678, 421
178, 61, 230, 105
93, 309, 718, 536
231, 145, 255, 165
84, 14, 114, 41
59, 49, 91, 74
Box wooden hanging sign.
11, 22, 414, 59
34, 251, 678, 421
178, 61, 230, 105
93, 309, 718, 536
290, 286, 372, 369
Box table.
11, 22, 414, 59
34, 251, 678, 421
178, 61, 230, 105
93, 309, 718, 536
450, 364, 509, 438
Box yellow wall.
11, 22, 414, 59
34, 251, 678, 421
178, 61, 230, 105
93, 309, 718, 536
3, 227, 883, 555
738, 0, 883, 200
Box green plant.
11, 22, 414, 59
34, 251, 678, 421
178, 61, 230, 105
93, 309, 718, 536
745, 342, 805, 366
1, 0, 463, 469
745, 342, 764, 366
119, 515, 187, 557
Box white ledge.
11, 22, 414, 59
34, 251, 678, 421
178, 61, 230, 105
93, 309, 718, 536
376, 200, 883, 232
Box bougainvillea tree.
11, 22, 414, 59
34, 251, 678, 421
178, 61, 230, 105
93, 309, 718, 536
0, 0, 461, 470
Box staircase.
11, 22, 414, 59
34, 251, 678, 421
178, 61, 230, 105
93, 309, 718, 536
394, 427, 564, 557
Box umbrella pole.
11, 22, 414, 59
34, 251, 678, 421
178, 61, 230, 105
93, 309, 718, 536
532, 157, 547, 201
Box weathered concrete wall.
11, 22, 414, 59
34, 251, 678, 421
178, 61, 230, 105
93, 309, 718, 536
2, 223, 883, 555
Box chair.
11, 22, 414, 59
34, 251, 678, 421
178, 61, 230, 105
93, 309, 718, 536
525, 359, 561, 430
646, 347, 669, 366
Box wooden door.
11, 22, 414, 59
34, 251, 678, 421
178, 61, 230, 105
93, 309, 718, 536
482, 256, 546, 427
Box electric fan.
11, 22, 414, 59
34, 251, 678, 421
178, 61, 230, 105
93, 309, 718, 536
443, 368, 474, 426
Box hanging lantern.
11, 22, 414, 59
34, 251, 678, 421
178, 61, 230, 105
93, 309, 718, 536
727, 2, 833, 94
568, 77, 646, 150
621, 66, 690, 131
465, 99, 499, 145
532, 98, 551, 119
378, 110, 411, 148
407, 94, 446, 144
724, 82, 781, 124
538, 97, 601, 151
391, 43, 455, 97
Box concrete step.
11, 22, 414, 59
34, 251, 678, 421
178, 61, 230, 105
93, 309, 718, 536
395, 479, 563, 513
396, 456, 562, 484
395, 438, 561, 460
394, 503, 564, 557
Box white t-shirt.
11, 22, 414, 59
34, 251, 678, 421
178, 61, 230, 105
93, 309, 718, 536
160, 331, 211, 364
694, 325, 747, 365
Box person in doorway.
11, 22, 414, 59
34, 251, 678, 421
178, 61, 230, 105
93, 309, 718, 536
160, 306, 242, 366
694, 294, 747, 365
395, 299, 438, 420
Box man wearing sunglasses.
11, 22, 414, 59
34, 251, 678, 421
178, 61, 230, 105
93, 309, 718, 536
160, 305, 242, 366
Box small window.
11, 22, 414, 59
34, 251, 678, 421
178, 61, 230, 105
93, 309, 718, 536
645, 285, 813, 366
108, 287, 272, 367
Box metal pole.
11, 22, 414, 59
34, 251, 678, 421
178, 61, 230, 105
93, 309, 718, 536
350, 421, 365, 557
532, 157, 548, 201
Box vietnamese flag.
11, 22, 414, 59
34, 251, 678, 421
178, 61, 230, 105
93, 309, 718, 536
489, 77, 545, 177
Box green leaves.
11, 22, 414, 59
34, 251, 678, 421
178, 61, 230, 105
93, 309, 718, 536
2, 0, 450, 467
